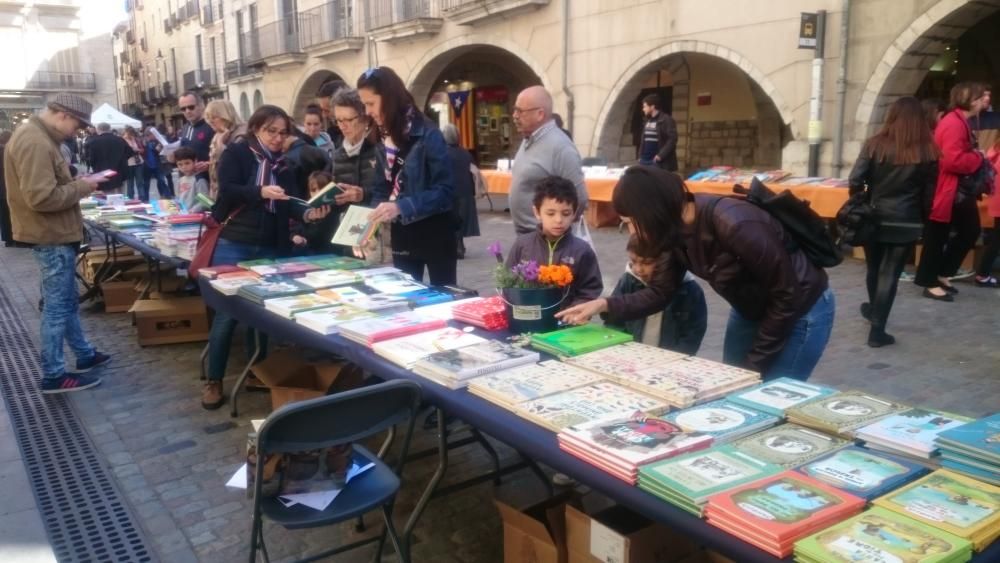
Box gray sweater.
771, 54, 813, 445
509, 121, 588, 234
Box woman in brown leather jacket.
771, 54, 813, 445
557, 166, 835, 381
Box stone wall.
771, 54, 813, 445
687, 120, 757, 170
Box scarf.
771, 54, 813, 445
341, 133, 365, 158
249, 139, 287, 213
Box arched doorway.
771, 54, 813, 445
253, 90, 264, 110
594, 46, 793, 173
239, 92, 250, 120
408, 44, 547, 166
855, 0, 1000, 140
291, 68, 348, 122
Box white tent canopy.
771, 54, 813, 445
90, 103, 141, 130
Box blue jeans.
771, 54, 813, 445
207, 239, 276, 381
722, 288, 835, 381
32, 245, 95, 379
127, 165, 145, 201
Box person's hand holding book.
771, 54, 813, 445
369, 202, 400, 224
334, 183, 364, 206
305, 205, 332, 222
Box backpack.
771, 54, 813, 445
724, 178, 843, 269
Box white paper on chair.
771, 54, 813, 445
277, 462, 375, 511
226, 463, 249, 489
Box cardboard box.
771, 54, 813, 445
566, 504, 695, 563
129, 297, 209, 346
250, 348, 364, 410
101, 280, 139, 313
496, 493, 578, 563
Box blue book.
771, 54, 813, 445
795, 445, 930, 501
940, 459, 1000, 486
400, 288, 453, 308
726, 377, 836, 417
236, 279, 312, 305
936, 413, 1000, 464
664, 399, 780, 444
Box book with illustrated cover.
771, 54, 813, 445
398, 288, 454, 308
467, 360, 603, 409
236, 279, 312, 305
236, 258, 275, 269
730, 424, 850, 468
873, 470, 1000, 549
794, 506, 973, 563
598, 357, 759, 409
857, 408, 974, 458
363, 273, 427, 295
300, 269, 362, 289
664, 399, 780, 444
294, 303, 378, 335
796, 446, 931, 501
306, 255, 366, 270
331, 205, 377, 247
263, 293, 337, 318
936, 413, 1000, 464
413, 340, 540, 382
217, 270, 260, 280
338, 312, 447, 347
514, 381, 668, 432
414, 297, 483, 321
529, 325, 633, 357
272, 262, 322, 276
787, 390, 910, 438
727, 377, 836, 417
197, 264, 246, 279
209, 276, 261, 296
372, 327, 486, 368
288, 181, 344, 212
317, 285, 409, 313
564, 341, 687, 378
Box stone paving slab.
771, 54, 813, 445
0, 198, 998, 562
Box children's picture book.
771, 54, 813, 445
515, 381, 668, 432
727, 377, 836, 417
372, 327, 486, 368
331, 205, 378, 247
730, 424, 850, 468
856, 408, 974, 458
294, 303, 379, 335
794, 506, 973, 563
786, 390, 910, 437
263, 293, 337, 318
338, 311, 447, 347
640, 444, 783, 506
529, 325, 633, 357
795, 446, 931, 501
363, 273, 427, 295
467, 360, 603, 407
936, 413, 1000, 464
399, 288, 454, 308
665, 399, 780, 444
565, 341, 688, 378
299, 269, 362, 289
236, 279, 312, 305
414, 340, 541, 381
560, 412, 713, 469
288, 181, 344, 212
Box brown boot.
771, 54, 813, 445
201, 381, 224, 410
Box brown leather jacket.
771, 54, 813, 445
605, 194, 828, 371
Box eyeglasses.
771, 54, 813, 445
335, 115, 360, 125
512, 106, 541, 115
361, 67, 380, 80
180, 105, 197, 112
262, 127, 290, 138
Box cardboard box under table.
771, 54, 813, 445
100, 280, 139, 313
128, 297, 209, 345
566, 504, 695, 563
496, 493, 579, 563
250, 349, 364, 410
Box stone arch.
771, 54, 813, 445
406, 35, 554, 110
290, 64, 349, 121
853, 0, 1000, 139
592, 41, 793, 168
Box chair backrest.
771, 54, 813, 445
258, 380, 422, 455
581, 156, 609, 167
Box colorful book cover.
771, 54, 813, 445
788, 390, 910, 434
516, 381, 667, 432
331, 205, 377, 247
665, 399, 780, 443
730, 424, 850, 468
338, 312, 446, 344
237, 279, 311, 302
263, 293, 337, 317
727, 377, 836, 416
317, 285, 408, 312
209, 276, 260, 295
300, 269, 361, 289
305, 255, 367, 270
565, 341, 688, 378
363, 273, 427, 295
236, 258, 275, 268
197, 264, 246, 279
372, 327, 486, 368
796, 446, 931, 501
560, 412, 713, 467
399, 288, 454, 308
467, 360, 602, 405
641, 444, 782, 504
936, 413, 1000, 461
529, 325, 633, 357
857, 408, 974, 455
288, 181, 343, 212
294, 303, 378, 334
795, 506, 972, 563
873, 470, 1000, 542
415, 340, 540, 380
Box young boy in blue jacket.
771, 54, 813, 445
505, 176, 603, 307
606, 235, 708, 354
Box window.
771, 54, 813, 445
253, 89, 263, 110
195, 34, 203, 70
239, 92, 250, 119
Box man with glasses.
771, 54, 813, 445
4, 94, 112, 393
173, 91, 214, 179
509, 86, 588, 234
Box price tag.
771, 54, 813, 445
512, 305, 541, 321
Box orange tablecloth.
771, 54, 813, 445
482, 170, 617, 202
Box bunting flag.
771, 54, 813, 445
448, 90, 475, 150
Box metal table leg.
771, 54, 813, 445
229, 330, 263, 418
402, 408, 450, 553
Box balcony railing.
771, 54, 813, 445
182, 68, 215, 90
177, 5, 186, 20
202, 3, 214, 24
366, 0, 437, 30
26, 71, 97, 91
186, 0, 197, 19
298, 0, 355, 49
224, 60, 255, 81
440, 0, 549, 25
245, 19, 302, 62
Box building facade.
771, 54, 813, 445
115, 0, 1000, 176
0, 0, 117, 130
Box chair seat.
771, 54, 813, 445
261, 445, 400, 530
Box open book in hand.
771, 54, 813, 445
289, 181, 344, 213
331, 205, 378, 247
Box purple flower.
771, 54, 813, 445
488, 241, 503, 263
522, 260, 540, 282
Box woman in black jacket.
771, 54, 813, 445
442, 123, 480, 259
848, 96, 938, 347
201, 105, 330, 410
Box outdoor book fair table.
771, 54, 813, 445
198, 278, 1000, 562
83, 218, 190, 296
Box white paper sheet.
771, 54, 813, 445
226, 460, 376, 512
225, 463, 248, 489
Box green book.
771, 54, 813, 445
236, 258, 276, 269
195, 192, 215, 208
640, 444, 783, 506
529, 325, 633, 357
729, 423, 850, 468
288, 181, 344, 212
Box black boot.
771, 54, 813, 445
867, 326, 896, 348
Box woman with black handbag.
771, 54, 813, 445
847, 97, 938, 347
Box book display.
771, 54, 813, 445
299, 269, 362, 289
514, 381, 668, 432
936, 413, 1000, 486
664, 399, 780, 444
452, 296, 507, 330
263, 293, 337, 319
730, 424, 851, 468
316, 285, 409, 313
796, 446, 931, 501
786, 390, 910, 438
466, 360, 603, 410
338, 312, 446, 347
237, 279, 312, 305
564, 341, 688, 378
294, 303, 378, 335
856, 408, 974, 459
371, 327, 486, 369
529, 325, 633, 357
727, 377, 837, 417
412, 341, 540, 389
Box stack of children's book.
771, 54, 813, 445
371, 327, 485, 369
208, 270, 261, 296
794, 446, 930, 501
412, 340, 540, 389
294, 302, 378, 335
513, 381, 668, 432
785, 390, 909, 439
263, 293, 337, 319
298, 269, 362, 289
793, 506, 974, 563
557, 412, 713, 484
398, 287, 454, 308
726, 377, 836, 417
452, 296, 507, 330
466, 360, 603, 410
237, 279, 312, 305
728, 424, 850, 469
564, 341, 685, 379
855, 408, 973, 460
638, 444, 782, 516
529, 325, 633, 357
316, 285, 409, 314
935, 413, 1000, 486
363, 272, 427, 295
338, 311, 446, 347
664, 399, 781, 444
873, 470, 1000, 551
703, 471, 865, 558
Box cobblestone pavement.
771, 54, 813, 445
0, 196, 998, 562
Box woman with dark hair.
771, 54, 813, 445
922, 98, 947, 131
442, 123, 480, 258
357, 66, 457, 284
915, 81, 989, 300
557, 166, 835, 381
848, 96, 938, 346
302, 104, 335, 161
201, 104, 331, 409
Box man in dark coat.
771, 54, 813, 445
637, 93, 678, 172
84, 123, 130, 192
0, 130, 13, 245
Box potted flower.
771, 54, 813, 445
489, 241, 573, 333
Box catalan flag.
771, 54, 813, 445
448, 90, 475, 150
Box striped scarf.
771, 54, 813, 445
249, 140, 287, 213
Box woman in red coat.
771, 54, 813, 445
915, 82, 990, 300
